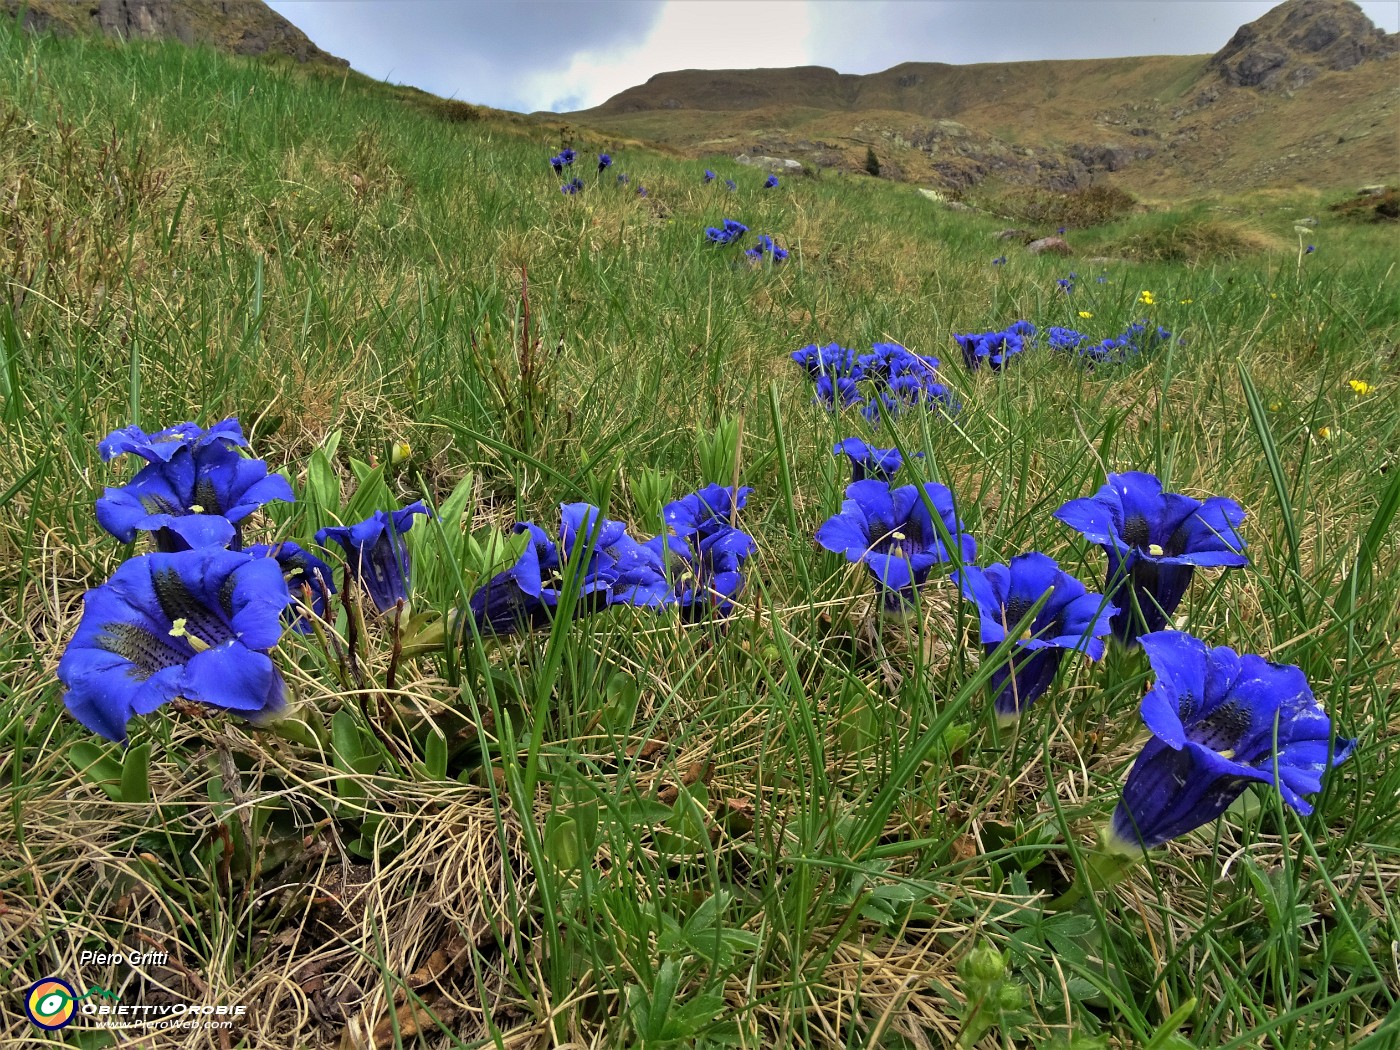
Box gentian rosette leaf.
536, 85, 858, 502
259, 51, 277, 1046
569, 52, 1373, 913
832, 438, 918, 483
816, 480, 976, 614
1108, 631, 1355, 851
953, 552, 1116, 721
96, 439, 295, 551
1054, 471, 1247, 646
315, 502, 430, 615
57, 548, 293, 743
247, 541, 335, 633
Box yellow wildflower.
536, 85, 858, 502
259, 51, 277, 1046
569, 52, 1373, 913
1179, 298, 1193, 305
1348, 380, 1374, 395
1078, 310, 1093, 319
1138, 291, 1155, 306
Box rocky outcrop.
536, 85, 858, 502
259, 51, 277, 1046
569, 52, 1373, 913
3, 0, 348, 66
1209, 0, 1397, 88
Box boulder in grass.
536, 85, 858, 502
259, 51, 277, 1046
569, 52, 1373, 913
1027, 236, 1073, 255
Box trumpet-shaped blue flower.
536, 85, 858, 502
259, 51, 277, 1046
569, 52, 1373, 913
247, 541, 335, 633
832, 438, 920, 483
650, 484, 756, 621
764, 174, 779, 188
1108, 631, 1354, 851
96, 439, 294, 552
791, 342, 863, 380
705, 218, 749, 245
617, 172, 629, 184
316, 502, 429, 614
58, 548, 293, 743
561, 177, 584, 195
815, 375, 862, 409
703, 169, 716, 183
953, 552, 1116, 721
816, 480, 976, 613
725, 179, 737, 191
550, 155, 564, 174
1054, 471, 1247, 646
954, 322, 1035, 371
745, 234, 788, 262
1046, 327, 1087, 350
992, 255, 1006, 266
466, 523, 561, 636
597, 153, 612, 171
99, 418, 248, 464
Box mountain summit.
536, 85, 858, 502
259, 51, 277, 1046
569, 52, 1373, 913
1210, 0, 1398, 87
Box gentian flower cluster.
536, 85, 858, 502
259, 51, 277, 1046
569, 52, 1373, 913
61, 419, 304, 742
791, 341, 957, 421
817, 479, 976, 614
1054, 471, 1247, 647
705, 219, 749, 246
764, 174, 779, 189
954, 321, 1036, 371
549, 148, 577, 174
561, 177, 584, 195
467, 490, 757, 635
745, 234, 788, 263
1070, 321, 1174, 367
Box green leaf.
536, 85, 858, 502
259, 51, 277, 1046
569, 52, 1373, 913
69, 742, 123, 802
119, 742, 152, 804
423, 728, 448, 780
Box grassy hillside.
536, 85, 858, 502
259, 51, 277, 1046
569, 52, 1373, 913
570, 2, 1400, 197
2, 19, 1398, 1050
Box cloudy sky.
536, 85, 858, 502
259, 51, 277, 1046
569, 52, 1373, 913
266, 1, 1400, 114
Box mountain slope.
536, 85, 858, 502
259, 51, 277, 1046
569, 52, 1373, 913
569, 0, 1398, 195
2, 0, 348, 65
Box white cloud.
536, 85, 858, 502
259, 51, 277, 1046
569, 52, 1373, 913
523, 0, 815, 112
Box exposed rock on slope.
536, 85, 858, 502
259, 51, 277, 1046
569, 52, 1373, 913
1209, 0, 1397, 87
3, 0, 348, 65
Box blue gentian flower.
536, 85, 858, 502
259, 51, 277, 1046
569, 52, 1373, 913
638, 186, 648, 197
650, 484, 756, 621
247, 541, 335, 633
58, 548, 293, 743
705, 218, 749, 245
1047, 327, 1086, 350
1096, 274, 1108, 283
1108, 631, 1354, 851
560, 148, 576, 166
832, 438, 918, 483
764, 174, 779, 188
467, 522, 561, 636
1058, 226, 1067, 234
954, 322, 1035, 371
745, 234, 789, 262
703, 169, 716, 183
815, 375, 862, 409
992, 256, 1006, 266
953, 552, 1116, 722
1057, 277, 1074, 293
96, 436, 294, 551
550, 155, 563, 174
316, 502, 430, 614
816, 480, 976, 614
561, 177, 584, 195
617, 172, 630, 184
791, 342, 862, 379
725, 179, 737, 191
99, 419, 248, 464
598, 153, 612, 171
1054, 471, 1247, 646
1305, 244, 1316, 254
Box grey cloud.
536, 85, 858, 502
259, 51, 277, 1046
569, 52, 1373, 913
266, 0, 665, 111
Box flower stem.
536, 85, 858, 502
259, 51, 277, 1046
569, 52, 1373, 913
1048, 833, 1142, 912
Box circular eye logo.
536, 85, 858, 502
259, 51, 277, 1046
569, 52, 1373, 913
25, 977, 78, 1030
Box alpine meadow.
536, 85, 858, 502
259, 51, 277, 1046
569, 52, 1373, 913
1, 10, 1398, 1050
